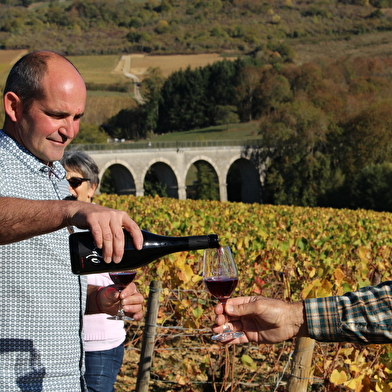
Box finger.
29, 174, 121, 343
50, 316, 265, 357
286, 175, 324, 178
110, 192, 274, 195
214, 302, 225, 316
122, 293, 144, 306
101, 232, 114, 263
214, 313, 227, 326
125, 309, 143, 321
123, 303, 143, 315
110, 225, 125, 264
120, 282, 138, 298
123, 220, 143, 250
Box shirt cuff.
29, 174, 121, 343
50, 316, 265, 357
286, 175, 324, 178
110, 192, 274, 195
305, 296, 342, 342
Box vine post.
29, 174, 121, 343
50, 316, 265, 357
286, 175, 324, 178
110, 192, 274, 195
287, 337, 315, 391
135, 280, 161, 392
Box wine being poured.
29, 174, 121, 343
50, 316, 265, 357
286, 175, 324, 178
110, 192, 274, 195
203, 246, 245, 342
107, 271, 137, 321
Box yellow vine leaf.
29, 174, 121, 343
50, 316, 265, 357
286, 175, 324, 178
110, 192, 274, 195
334, 268, 345, 285
376, 380, 391, 392
174, 253, 194, 284
175, 374, 187, 385
330, 368, 348, 385
344, 374, 365, 391
315, 279, 333, 298
257, 228, 268, 239
192, 306, 202, 320
357, 246, 370, 262
274, 260, 282, 271
241, 355, 257, 371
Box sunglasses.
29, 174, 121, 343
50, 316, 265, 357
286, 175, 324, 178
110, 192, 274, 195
67, 177, 90, 189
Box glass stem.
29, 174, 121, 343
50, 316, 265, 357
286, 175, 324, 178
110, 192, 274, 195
220, 299, 231, 332
117, 290, 124, 318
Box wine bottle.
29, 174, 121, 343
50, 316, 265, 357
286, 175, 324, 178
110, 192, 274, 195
69, 229, 220, 275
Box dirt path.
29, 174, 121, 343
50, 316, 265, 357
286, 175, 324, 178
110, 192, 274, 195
115, 55, 145, 104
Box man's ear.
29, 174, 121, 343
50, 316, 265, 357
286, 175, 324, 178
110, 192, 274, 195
3, 91, 22, 122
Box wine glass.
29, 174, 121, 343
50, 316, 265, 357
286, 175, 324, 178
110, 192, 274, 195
107, 271, 137, 321
203, 246, 245, 342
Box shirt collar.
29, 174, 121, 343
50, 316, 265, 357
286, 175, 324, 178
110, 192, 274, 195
0, 129, 66, 181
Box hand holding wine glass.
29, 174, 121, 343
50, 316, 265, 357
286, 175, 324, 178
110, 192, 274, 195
203, 246, 245, 342
107, 271, 137, 321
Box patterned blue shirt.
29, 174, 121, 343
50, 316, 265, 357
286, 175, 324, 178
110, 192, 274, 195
305, 281, 392, 344
0, 130, 87, 391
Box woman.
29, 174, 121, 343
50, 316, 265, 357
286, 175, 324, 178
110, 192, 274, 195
61, 150, 127, 392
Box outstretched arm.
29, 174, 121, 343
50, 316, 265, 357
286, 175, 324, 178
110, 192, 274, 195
0, 197, 143, 263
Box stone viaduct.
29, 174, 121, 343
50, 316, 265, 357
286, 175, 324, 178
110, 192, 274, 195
84, 141, 263, 203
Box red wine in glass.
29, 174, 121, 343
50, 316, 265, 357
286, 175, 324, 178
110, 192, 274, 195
203, 246, 245, 341
107, 271, 137, 321
203, 277, 238, 303
109, 271, 136, 288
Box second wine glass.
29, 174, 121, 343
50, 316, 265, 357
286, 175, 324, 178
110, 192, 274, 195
203, 246, 245, 342
107, 271, 137, 321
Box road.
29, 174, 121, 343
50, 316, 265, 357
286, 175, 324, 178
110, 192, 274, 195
119, 55, 145, 104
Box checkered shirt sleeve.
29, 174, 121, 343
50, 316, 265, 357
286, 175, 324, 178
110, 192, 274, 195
305, 281, 392, 344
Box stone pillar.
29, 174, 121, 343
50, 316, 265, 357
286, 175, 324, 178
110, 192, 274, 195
219, 182, 227, 202
135, 181, 144, 197
177, 185, 187, 200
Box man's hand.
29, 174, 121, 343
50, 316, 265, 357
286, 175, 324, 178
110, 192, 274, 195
68, 202, 143, 264
212, 296, 308, 344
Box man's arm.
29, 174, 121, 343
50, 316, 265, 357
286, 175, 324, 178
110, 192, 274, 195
213, 282, 392, 345
0, 197, 143, 263
306, 281, 392, 344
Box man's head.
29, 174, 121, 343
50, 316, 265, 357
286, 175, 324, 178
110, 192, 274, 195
2, 51, 86, 163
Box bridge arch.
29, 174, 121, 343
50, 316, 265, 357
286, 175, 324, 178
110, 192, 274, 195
99, 159, 136, 195
227, 158, 261, 203
185, 155, 222, 200
143, 161, 179, 199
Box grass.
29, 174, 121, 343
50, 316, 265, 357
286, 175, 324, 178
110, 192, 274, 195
289, 31, 392, 65
146, 121, 261, 142
68, 55, 127, 85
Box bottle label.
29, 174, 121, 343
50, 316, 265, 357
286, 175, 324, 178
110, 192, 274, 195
85, 246, 104, 264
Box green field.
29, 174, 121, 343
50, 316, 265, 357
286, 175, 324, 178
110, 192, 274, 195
69, 55, 127, 85
147, 121, 261, 142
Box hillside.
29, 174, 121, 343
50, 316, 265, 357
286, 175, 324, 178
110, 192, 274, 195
1, 0, 392, 60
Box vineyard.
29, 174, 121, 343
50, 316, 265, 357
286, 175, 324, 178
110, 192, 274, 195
95, 194, 392, 391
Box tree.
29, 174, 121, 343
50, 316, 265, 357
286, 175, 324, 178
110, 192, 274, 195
195, 162, 219, 201
157, 67, 209, 132
256, 99, 333, 206
106, 107, 146, 140
213, 105, 239, 128
338, 99, 392, 178
144, 167, 168, 197
236, 65, 261, 121
351, 163, 392, 212
73, 124, 109, 144
142, 67, 164, 135
258, 71, 292, 115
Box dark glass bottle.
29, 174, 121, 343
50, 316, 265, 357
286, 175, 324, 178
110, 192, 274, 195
69, 229, 220, 275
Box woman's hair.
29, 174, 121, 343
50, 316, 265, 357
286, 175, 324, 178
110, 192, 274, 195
61, 150, 100, 187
